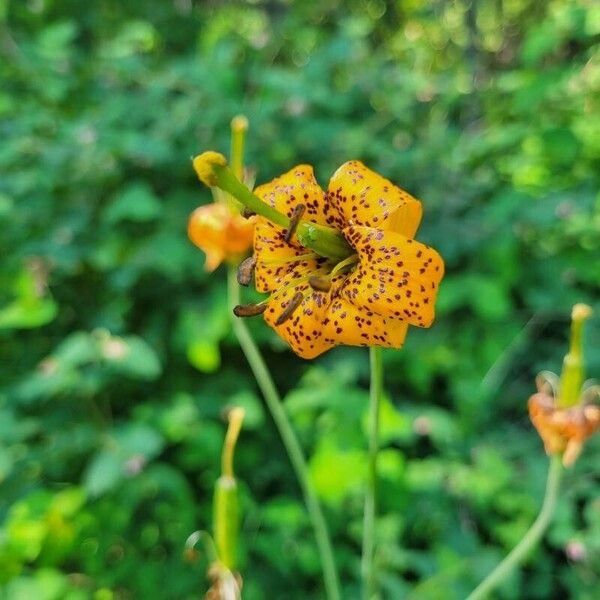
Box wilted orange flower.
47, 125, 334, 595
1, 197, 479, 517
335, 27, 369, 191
238, 161, 444, 358
188, 203, 254, 272
528, 304, 599, 466
529, 389, 600, 467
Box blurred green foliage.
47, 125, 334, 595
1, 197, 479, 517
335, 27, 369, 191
1, 0, 599, 598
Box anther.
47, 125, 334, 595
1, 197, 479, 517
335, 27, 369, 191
275, 291, 304, 326
233, 302, 267, 317
237, 256, 257, 286
241, 207, 256, 219
309, 275, 331, 292
283, 204, 306, 243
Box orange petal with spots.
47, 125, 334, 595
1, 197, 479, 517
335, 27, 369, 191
188, 204, 254, 272
326, 161, 422, 237
322, 297, 409, 349
253, 165, 331, 292
341, 225, 444, 328
254, 164, 330, 227
264, 282, 334, 359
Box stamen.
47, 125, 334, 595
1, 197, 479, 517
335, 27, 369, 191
275, 291, 305, 326
309, 275, 331, 292
330, 253, 359, 279
237, 256, 256, 286
241, 207, 256, 219
283, 204, 306, 243
233, 302, 267, 317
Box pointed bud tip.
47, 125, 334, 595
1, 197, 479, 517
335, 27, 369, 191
572, 304, 592, 322
228, 407, 245, 424
230, 115, 249, 133
193, 151, 228, 187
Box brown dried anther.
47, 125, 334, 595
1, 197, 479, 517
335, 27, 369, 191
274, 291, 304, 326
283, 203, 306, 243
233, 302, 267, 317
236, 256, 256, 286
240, 207, 256, 219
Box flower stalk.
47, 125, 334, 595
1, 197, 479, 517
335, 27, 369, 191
227, 267, 341, 600
362, 347, 383, 600
219, 120, 341, 599
466, 455, 563, 600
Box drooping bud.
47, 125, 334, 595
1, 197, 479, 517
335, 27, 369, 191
193, 151, 228, 187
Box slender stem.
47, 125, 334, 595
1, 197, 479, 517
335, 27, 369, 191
221, 407, 244, 478
227, 267, 341, 600
362, 347, 383, 600
466, 454, 564, 600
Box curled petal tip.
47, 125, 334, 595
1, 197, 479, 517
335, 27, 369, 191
193, 151, 228, 187
230, 115, 249, 133
572, 303, 592, 322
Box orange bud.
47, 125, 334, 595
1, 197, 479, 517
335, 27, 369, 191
188, 204, 254, 272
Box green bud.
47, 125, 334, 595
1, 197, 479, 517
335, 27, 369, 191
558, 304, 593, 408
213, 475, 239, 571
212, 407, 245, 570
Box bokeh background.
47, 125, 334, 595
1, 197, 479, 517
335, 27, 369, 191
1, 0, 600, 598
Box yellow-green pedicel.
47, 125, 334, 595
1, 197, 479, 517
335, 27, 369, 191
251, 161, 444, 358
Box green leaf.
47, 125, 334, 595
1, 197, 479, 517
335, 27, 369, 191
103, 182, 162, 223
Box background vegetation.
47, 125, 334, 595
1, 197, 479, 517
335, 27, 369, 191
1, 0, 599, 598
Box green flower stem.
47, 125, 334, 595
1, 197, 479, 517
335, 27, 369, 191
213, 162, 288, 226
194, 152, 353, 261
227, 267, 341, 600
466, 454, 564, 600
362, 346, 383, 600
215, 162, 352, 260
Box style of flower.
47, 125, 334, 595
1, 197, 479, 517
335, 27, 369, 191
188, 201, 254, 272
242, 161, 444, 358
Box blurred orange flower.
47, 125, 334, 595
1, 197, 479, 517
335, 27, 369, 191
188, 203, 254, 272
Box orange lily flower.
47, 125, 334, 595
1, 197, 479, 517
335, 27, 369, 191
245, 161, 444, 358
188, 201, 254, 272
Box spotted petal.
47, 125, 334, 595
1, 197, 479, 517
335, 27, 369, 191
264, 280, 334, 360
341, 225, 444, 328
322, 297, 409, 349
326, 161, 422, 237
254, 165, 331, 292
